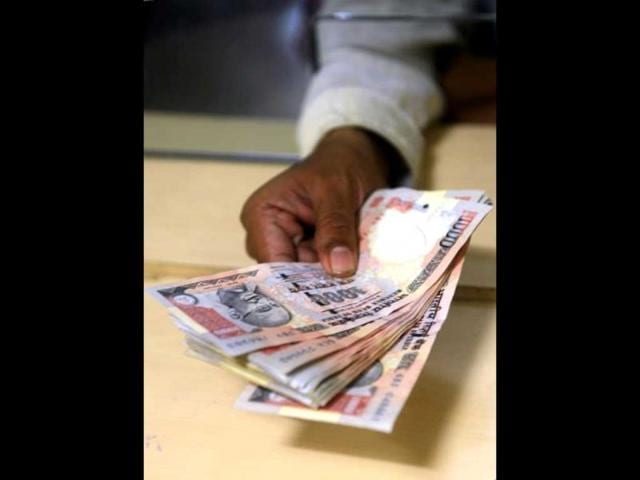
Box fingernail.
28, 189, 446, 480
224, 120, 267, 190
329, 246, 355, 275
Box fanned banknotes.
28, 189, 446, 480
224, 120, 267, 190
235, 253, 464, 432
147, 188, 492, 427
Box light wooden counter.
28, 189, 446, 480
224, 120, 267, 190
144, 115, 496, 479
145, 277, 496, 480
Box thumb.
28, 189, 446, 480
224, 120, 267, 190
313, 190, 359, 277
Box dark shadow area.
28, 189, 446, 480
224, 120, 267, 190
417, 126, 449, 191
285, 300, 495, 467
144, 1, 495, 122
144, 0, 315, 118
459, 245, 496, 289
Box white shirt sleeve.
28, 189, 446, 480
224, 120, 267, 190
297, 0, 465, 184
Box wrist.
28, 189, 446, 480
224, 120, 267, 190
311, 127, 405, 185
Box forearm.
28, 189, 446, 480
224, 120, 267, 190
297, 0, 462, 184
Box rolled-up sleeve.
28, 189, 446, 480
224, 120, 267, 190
297, 0, 462, 182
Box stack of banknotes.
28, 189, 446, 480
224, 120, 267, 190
148, 187, 492, 432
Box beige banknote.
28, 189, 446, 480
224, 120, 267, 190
181, 268, 450, 408
234, 252, 465, 432
148, 189, 491, 356
247, 267, 450, 380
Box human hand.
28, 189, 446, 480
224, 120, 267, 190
241, 127, 401, 277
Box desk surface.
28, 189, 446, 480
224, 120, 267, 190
144, 120, 496, 479
145, 278, 496, 480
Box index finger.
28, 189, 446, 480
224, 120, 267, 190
244, 211, 298, 263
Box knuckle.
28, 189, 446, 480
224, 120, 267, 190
316, 212, 353, 233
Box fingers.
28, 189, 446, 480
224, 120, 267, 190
244, 209, 297, 263
240, 157, 365, 275
297, 239, 318, 263
275, 211, 305, 245
312, 187, 359, 277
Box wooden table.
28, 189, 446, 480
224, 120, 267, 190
144, 115, 496, 479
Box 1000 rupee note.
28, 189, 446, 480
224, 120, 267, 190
182, 269, 447, 408
183, 250, 463, 408
148, 190, 491, 356
247, 266, 450, 379
234, 251, 465, 431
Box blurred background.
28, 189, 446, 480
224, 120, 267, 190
143, 0, 496, 162
144, 0, 315, 119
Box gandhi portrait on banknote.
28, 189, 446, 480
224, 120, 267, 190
217, 282, 292, 328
